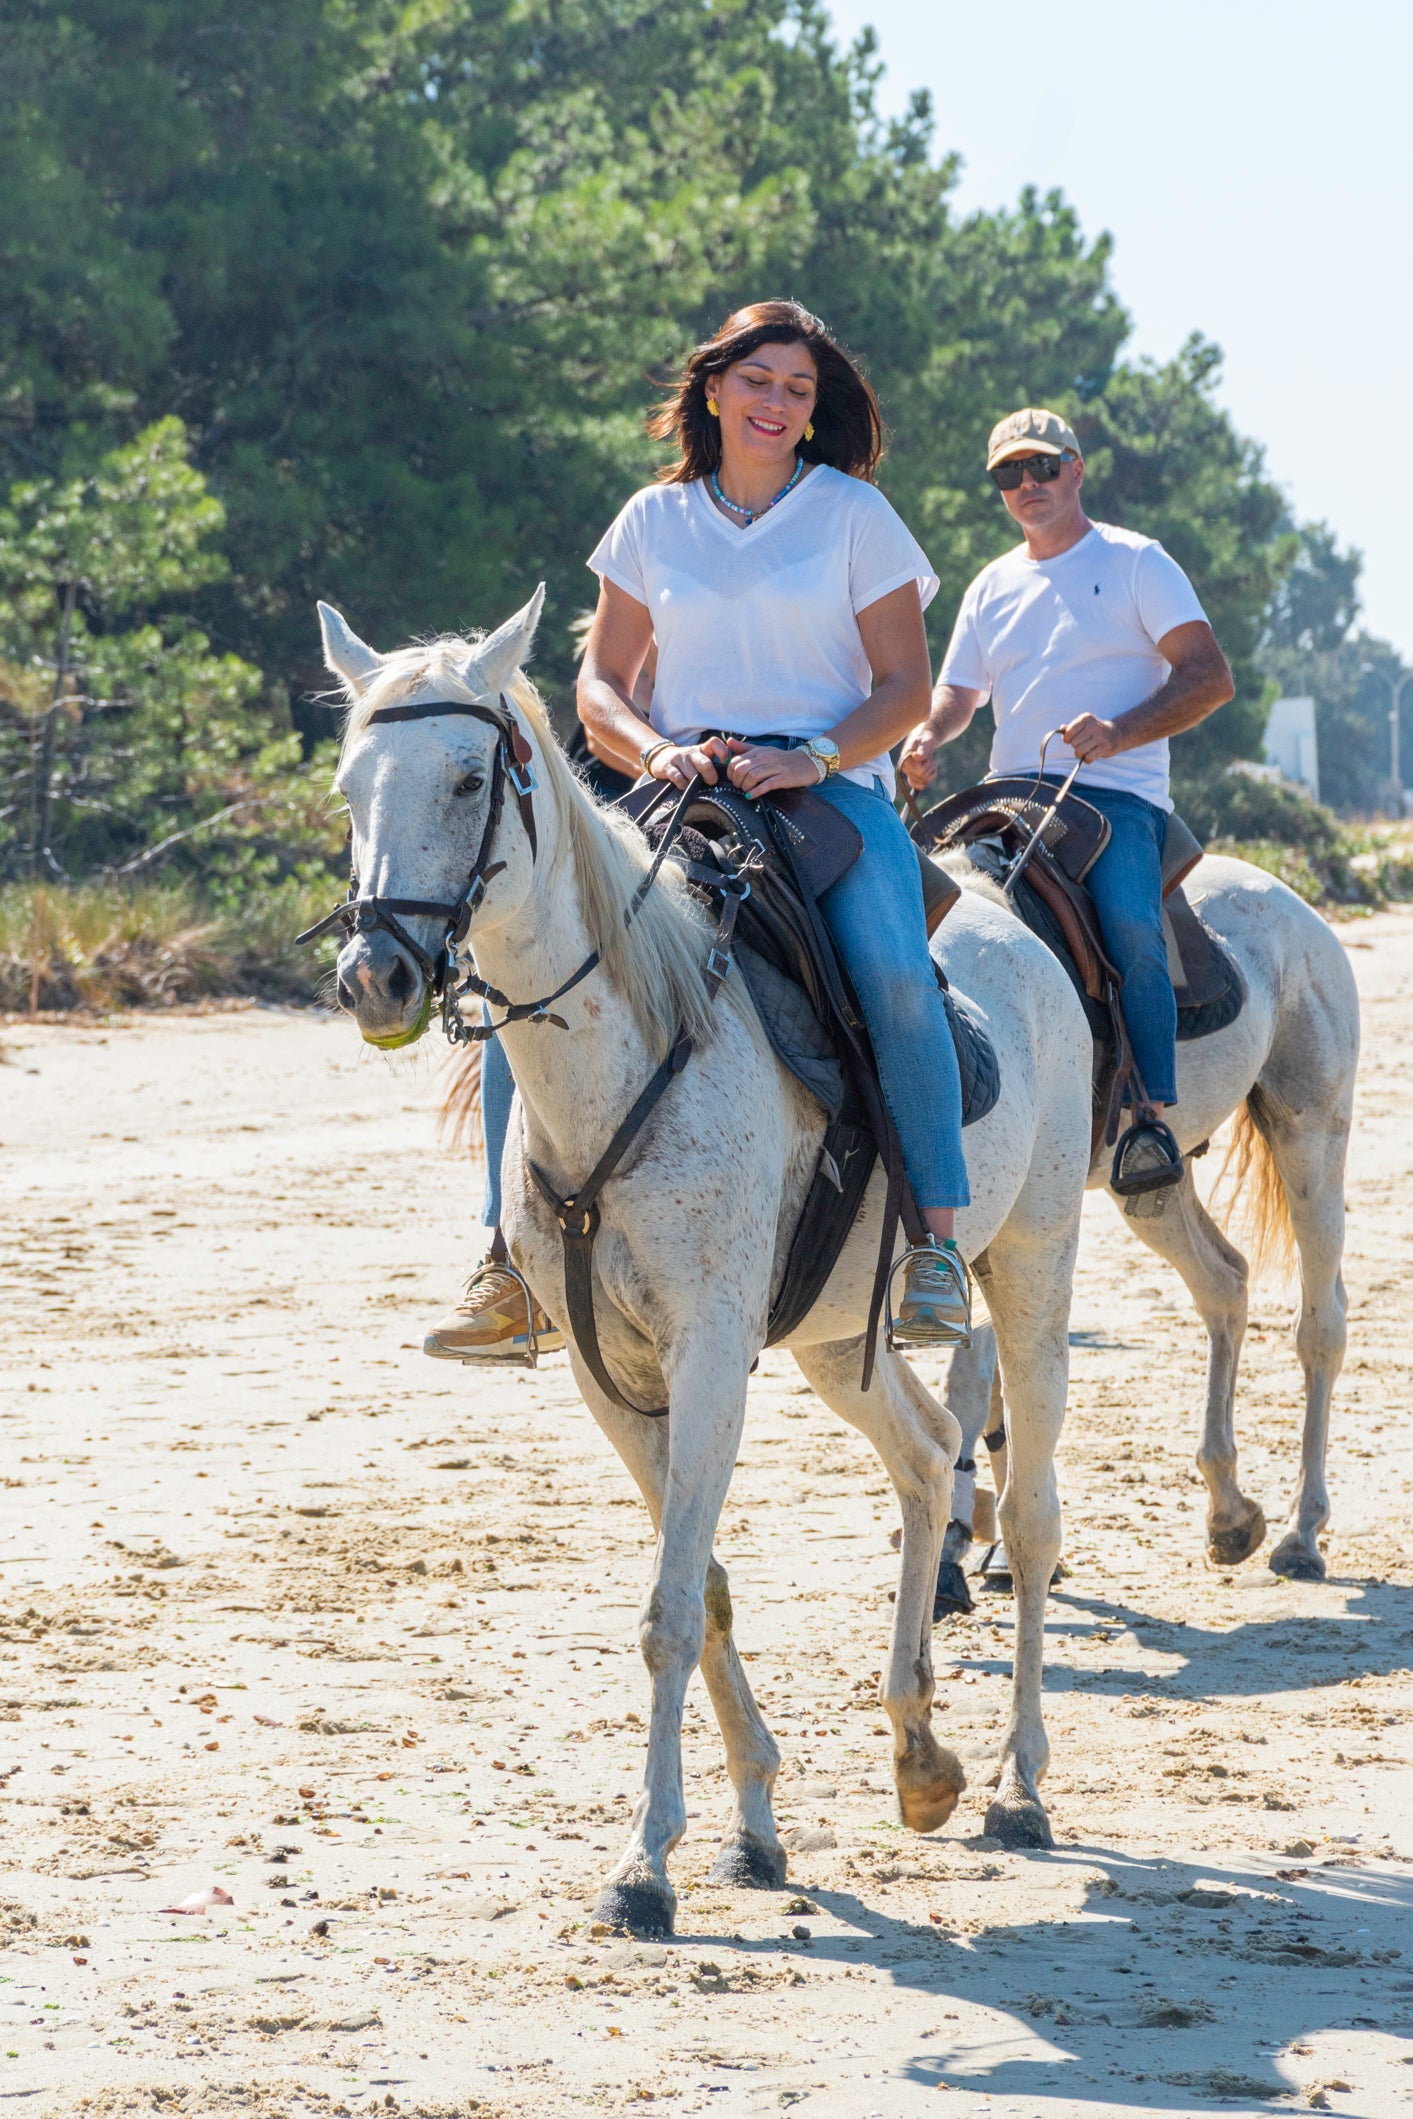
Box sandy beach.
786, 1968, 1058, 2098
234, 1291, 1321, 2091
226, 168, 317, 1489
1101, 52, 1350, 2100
1, 908, 1410, 2119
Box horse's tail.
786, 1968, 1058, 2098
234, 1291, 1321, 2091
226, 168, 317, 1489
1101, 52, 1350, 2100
1216, 1081, 1295, 1280
438, 1046, 483, 1158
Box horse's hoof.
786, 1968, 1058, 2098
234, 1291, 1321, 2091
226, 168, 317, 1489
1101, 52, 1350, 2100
1269, 1534, 1326, 1583
934, 1559, 974, 1621
708, 1833, 787, 1889
593, 1877, 675, 1939
984, 1792, 1053, 1850
895, 1731, 966, 1835
1207, 1503, 1267, 1567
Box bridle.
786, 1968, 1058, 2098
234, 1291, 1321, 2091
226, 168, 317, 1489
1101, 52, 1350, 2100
297, 692, 600, 1047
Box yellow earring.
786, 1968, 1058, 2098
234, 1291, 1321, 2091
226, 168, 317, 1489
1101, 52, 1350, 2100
804, 421, 815, 442
706, 395, 720, 418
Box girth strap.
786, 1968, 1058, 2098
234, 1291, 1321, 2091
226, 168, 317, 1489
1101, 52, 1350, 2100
527, 1034, 695, 1418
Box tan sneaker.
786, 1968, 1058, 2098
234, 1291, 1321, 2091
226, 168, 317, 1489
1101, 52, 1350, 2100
423, 1262, 564, 1364
888, 1239, 971, 1352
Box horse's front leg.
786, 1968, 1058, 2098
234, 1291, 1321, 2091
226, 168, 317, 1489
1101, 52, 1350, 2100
981, 1223, 1076, 1850
587, 1322, 754, 1939
794, 1336, 965, 1833
569, 1378, 785, 1903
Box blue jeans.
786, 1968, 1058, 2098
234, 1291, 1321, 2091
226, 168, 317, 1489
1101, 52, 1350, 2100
479, 773, 970, 1221
812, 773, 969, 1209
1046, 779, 1177, 1107
480, 1023, 515, 1228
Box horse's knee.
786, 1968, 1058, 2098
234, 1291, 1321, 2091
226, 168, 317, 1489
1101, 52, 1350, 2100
640, 1590, 706, 1677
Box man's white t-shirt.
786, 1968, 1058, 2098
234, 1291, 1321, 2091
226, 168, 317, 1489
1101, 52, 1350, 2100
588, 465, 938, 794
938, 520, 1208, 811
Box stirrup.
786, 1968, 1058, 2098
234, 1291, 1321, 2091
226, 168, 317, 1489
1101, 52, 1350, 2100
885, 1238, 972, 1353
468, 1257, 543, 1369
1110, 1115, 1184, 1197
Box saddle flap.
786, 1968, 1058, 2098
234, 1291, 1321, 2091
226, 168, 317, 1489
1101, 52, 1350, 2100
1161, 810, 1205, 898
1163, 886, 1233, 1007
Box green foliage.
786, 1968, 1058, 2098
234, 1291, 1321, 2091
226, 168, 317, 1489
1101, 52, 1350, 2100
4, 0, 1292, 733
1173, 764, 1339, 854
5, 0, 1373, 966
0, 418, 339, 883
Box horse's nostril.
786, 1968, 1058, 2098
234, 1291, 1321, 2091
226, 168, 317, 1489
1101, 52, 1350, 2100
336, 976, 357, 1013
387, 954, 415, 1006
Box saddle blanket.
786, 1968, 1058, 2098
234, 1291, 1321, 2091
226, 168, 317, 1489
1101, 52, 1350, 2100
733, 938, 1000, 1128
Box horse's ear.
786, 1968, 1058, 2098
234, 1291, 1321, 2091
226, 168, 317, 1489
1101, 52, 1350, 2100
462, 584, 546, 697
318, 602, 385, 694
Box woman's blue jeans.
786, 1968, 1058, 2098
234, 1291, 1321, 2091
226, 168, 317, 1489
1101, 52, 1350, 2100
1043, 778, 1178, 1107
478, 771, 970, 1225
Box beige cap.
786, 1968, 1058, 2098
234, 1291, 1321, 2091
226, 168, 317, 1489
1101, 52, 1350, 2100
986, 406, 1081, 470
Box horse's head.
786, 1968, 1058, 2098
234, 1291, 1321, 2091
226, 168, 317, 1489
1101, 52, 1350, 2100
318, 588, 547, 1049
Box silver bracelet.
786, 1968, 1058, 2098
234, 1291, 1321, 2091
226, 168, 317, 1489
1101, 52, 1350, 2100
640, 738, 673, 773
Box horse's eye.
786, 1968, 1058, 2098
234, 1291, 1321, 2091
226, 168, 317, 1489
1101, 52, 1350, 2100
455, 772, 485, 797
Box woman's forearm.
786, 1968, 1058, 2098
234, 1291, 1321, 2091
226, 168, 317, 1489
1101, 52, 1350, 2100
826, 671, 933, 770
577, 673, 657, 776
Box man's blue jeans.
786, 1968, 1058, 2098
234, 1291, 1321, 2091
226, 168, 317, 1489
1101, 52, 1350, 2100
479, 770, 971, 1225
1049, 779, 1177, 1107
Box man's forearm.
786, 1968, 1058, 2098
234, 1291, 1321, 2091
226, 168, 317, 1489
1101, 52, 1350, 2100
1110, 653, 1233, 753
927, 682, 982, 744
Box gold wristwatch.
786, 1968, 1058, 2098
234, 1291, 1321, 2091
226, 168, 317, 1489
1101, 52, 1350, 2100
803, 736, 841, 780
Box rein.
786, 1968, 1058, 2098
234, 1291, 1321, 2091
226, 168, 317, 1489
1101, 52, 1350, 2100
303, 696, 730, 1417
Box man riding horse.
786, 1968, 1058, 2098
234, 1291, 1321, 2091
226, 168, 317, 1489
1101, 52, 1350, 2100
899, 407, 1234, 1193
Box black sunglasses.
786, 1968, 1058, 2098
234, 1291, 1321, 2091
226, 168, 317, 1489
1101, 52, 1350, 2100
989, 450, 1076, 491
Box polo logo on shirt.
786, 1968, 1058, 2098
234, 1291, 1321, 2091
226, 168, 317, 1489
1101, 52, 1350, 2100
1094, 584, 1100, 594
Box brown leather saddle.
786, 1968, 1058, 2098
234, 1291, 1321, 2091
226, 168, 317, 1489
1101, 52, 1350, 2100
912, 777, 1243, 1150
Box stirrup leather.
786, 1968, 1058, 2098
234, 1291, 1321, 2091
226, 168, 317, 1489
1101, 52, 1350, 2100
885, 1239, 972, 1352
465, 1258, 543, 1369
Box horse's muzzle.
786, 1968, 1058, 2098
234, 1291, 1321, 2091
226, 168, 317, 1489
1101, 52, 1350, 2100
336, 931, 433, 1049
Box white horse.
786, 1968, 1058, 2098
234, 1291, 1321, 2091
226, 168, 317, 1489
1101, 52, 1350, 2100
318, 590, 1092, 1932
938, 850, 1360, 1589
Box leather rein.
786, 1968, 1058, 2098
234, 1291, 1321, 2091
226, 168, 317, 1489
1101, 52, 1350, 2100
300, 697, 743, 1420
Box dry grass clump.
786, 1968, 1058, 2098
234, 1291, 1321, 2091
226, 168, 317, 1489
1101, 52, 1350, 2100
0, 878, 338, 1014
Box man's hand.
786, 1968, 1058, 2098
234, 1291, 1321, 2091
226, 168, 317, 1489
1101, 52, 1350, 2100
899, 720, 941, 792
1059, 712, 1121, 763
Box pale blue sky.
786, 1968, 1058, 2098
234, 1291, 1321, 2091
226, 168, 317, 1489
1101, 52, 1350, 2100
825, 0, 1412, 658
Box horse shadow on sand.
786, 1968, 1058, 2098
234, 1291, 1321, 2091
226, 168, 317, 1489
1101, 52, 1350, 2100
669, 1846, 1412, 2112
949, 1575, 1413, 1704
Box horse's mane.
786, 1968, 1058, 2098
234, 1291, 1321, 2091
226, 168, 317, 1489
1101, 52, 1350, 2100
338, 637, 745, 1059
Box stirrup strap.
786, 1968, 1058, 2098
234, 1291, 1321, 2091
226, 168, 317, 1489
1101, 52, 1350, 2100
527, 1034, 693, 1418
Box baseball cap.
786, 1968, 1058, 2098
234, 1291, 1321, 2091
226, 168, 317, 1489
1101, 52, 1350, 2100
986, 406, 1081, 470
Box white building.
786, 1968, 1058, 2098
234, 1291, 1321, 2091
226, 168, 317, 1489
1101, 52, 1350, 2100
1263, 695, 1320, 803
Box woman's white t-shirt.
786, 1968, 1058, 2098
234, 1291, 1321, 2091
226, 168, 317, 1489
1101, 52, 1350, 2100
587, 466, 938, 794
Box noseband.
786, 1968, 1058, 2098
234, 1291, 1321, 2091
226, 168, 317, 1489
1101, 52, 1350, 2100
297, 693, 602, 1046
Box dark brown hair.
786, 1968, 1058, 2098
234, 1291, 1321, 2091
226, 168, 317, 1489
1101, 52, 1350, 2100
649, 299, 884, 485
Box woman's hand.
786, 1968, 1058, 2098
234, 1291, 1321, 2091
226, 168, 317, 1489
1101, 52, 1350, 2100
724, 738, 825, 799
646, 736, 730, 790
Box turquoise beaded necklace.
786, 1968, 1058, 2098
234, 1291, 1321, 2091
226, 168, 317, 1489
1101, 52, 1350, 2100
710, 454, 806, 525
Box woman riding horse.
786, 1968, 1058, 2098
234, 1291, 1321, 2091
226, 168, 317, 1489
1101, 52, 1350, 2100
425, 299, 971, 1361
